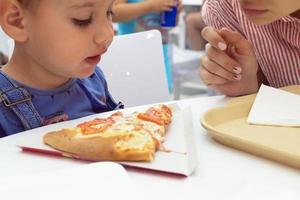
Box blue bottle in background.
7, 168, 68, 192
160, 6, 178, 28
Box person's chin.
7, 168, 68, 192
78, 65, 96, 78
242, 8, 276, 25
245, 14, 278, 25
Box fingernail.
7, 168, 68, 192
233, 66, 242, 74
218, 42, 227, 50
234, 74, 242, 80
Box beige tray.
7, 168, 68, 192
201, 85, 300, 169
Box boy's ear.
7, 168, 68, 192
0, 0, 28, 42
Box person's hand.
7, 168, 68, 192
200, 27, 260, 96
147, 0, 177, 13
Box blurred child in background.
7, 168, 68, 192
112, 0, 183, 92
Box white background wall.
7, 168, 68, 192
0, 27, 14, 57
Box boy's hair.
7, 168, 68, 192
18, 0, 40, 9
18, 0, 30, 7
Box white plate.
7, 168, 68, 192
17, 103, 197, 176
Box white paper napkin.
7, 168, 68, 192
0, 162, 142, 200
247, 84, 300, 127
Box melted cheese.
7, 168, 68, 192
139, 120, 165, 143
75, 110, 167, 146
115, 132, 153, 151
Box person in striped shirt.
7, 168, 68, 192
200, 0, 300, 96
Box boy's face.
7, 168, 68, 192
239, 0, 300, 24
22, 0, 115, 78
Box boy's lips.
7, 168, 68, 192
85, 55, 101, 66
85, 49, 108, 66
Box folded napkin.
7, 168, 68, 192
247, 84, 300, 127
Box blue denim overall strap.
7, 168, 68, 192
0, 71, 44, 130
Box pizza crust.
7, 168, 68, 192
44, 128, 156, 161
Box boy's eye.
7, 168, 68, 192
73, 16, 92, 27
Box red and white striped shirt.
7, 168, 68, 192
202, 0, 300, 88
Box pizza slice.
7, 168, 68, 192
43, 104, 172, 162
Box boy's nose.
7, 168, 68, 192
93, 24, 114, 48
93, 35, 112, 48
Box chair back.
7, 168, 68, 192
0, 28, 14, 58
99, 30, 170, 107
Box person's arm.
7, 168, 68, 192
112, 0, 152, 22
185, 12, 207, 50
112, 0, 176, 22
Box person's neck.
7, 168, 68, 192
2, 46, 70, 90
291, 9, 300, 19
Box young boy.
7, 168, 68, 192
0, 0, 122, 137
199, 0, 300, 96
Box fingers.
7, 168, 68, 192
219, 28, 253, 56
166, 0, 176, 6
157, 0, 179, 12
200, 43, 244, 85
162, 6, 173, 11
200, 27, 249, 85
200, 27, 258, 96
205, 43, 242, 76
200, 55, 241, 83
199, 63, 228, 85
173, 0, 180, 5
202, 26, 254, 56
163, 0, 176, 10
201, 26, 227, 51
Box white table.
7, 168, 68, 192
0, 96, 299, 200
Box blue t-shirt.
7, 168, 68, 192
0, 67, 119, 137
